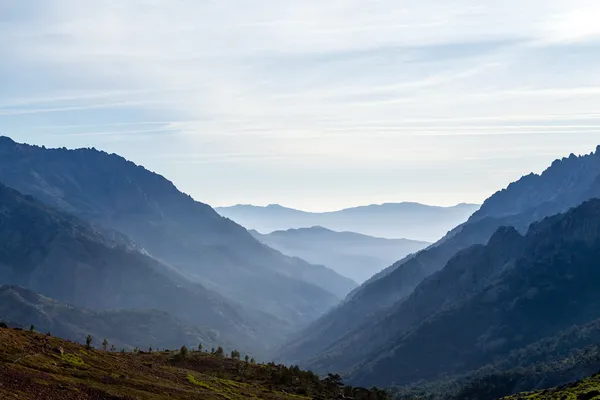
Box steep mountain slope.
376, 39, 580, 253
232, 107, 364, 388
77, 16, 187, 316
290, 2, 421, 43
278, 145, 600, 370
250, 227, 428, 283
0, 136, 349, 325
350, 199, 600, 387
392, 317, 600, 399
0, 286, 224, 351
0, 182, 280, 354
216, 202, 479, 242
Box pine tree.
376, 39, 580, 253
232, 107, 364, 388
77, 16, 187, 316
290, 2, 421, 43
85, 335, 93, 350
102, 338, 108, 352
244, 355, 249, 363
198, 343, 203, 352
29, 324, 35, 332
215, 346, 224, 357
180, 345, 189, 359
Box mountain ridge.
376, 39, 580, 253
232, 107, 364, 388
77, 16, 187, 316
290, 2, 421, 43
251, 227, 429, 283
278, 144, 600, 378
0, 136, 353, 332
216, 202, 480, 242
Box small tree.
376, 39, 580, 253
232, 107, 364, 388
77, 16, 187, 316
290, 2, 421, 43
29, 324, 35, 332
215, 346, 224, 357
85, 335, 93, 350
102, 338, 109, 352
250, 357, 255, 364
148, 346, 153, 353
110, 344, 116, 352
180, 345, 189, 359
198, 343, 203, 352
211, 347, 215, 354
244, 355, 249, 363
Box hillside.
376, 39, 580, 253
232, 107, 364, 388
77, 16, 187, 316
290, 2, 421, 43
0, 136, 352, 329
502, 372, 600, 400
250, 227, 428, 283
216, 202, 479, 242
0, 325, 389, 400
0, 181, 282, 354
278, 145, 600, 377
349, 199, 600, 387
0, 286, 225, 351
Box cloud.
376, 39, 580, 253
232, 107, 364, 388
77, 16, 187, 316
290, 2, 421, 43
1, 0, 600, 209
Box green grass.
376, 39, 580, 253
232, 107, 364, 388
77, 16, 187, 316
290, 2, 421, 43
61, 353, 85, 366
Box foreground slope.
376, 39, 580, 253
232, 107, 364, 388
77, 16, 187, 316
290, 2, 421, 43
0, 136, 349, 326
0, 326, 389, 400
251, 227, 428, 283
0, 286, 224, 351
217, 203, 479, 242
279, 145, 600, 368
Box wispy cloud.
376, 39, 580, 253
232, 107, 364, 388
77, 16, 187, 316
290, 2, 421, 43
1, 0, 600, 210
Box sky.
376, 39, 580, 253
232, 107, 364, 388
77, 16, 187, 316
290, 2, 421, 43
1, 1, 600, 211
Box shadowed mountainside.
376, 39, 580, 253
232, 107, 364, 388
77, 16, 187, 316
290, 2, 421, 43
278, 145, 600, 380
0, 136, 354, 331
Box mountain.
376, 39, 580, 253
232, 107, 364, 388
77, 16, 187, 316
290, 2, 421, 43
278, 145, 600, 374
216, 202, 480, 242
250, 227, 429, 283
0, 285, 224, 351
392, 315, 600, 399
0, 136, 353, 329
349, 199, 600, 387
0, 181, 281, 353
0, 325, 390, 400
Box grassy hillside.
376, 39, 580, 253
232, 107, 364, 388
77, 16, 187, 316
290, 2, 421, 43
502, 373, 600, 400
0, 325, 389, 400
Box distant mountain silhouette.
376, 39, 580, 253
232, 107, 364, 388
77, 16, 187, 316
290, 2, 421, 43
216, 202, 480, 242
0, 285, 225, 351
250, 227, 429, 283
278, 145, 600, 377
0, 137, 354, 337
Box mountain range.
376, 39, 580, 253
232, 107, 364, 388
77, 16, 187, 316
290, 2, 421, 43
278, 145, 600, 393
0, 136, 356, 355
250, 227, 429, 283
216, 202, 480, 242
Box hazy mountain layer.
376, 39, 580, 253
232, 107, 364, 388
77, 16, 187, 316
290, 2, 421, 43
216, 202, 479, 242
251, 227, 428, 283
0, 181, 282, 354
0, 136, 351, 328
